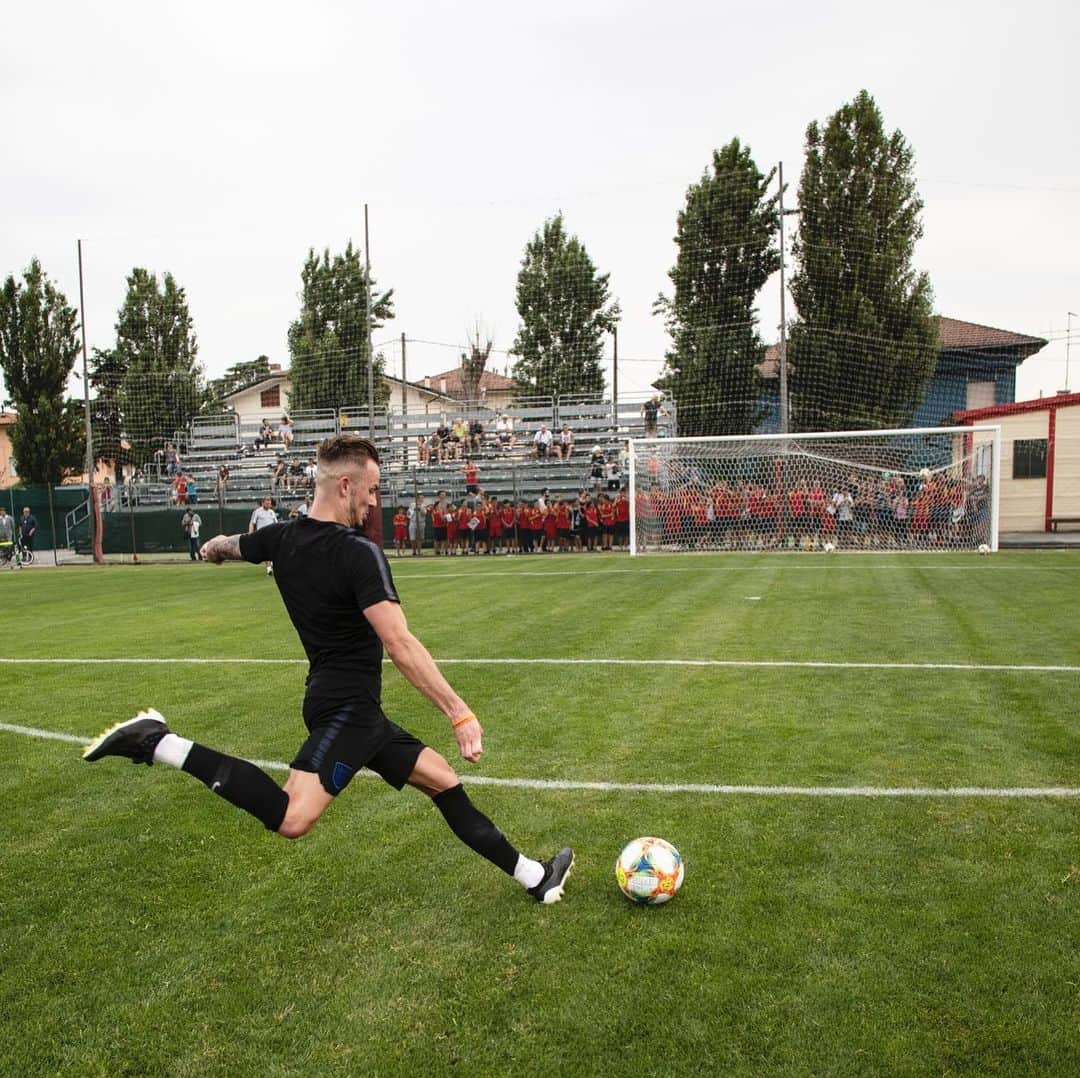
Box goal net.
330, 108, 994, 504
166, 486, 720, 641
628, 426, 1001, 554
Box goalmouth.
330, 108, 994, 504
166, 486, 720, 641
628, 426, 1002, 555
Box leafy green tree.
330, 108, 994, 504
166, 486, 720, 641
0, 259, 84, 483
110, 268, 203, 459
788, 90, 936, 431
88, 346, 127, 472
287, 244, 393, 414
654, 139, 780, 436
510, 215, 619, 398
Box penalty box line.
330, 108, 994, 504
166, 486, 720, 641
3, 721, 1078, 799
0, 657, 1078, 673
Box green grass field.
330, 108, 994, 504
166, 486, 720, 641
1, 551, 1078, 1076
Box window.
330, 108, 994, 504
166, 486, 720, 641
1012, 438, 1047, 479
260, 385, 280, 409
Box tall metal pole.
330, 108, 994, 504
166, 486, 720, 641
76, 240, 94, 483
401, 332, 408, 466
364, 205, 374, 435
777, 164, 790, 435
1067, 311, 1076, 392
612, 326, 619, 427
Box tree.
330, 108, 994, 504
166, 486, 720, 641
0, 259, 84, 483
460, 324, 494, 404
654, 139, 781, 436
788, 90, 937, 431
110, 268, 203, 460
287, 243, 394, 415
510, 215, 619, 398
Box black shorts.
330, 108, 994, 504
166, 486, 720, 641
433, 526, 447, 540
294, 699, 426, 795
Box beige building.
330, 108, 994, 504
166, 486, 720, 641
221, 364, 510, 426
954, 392, 1080, 532
0, 413, 16, 489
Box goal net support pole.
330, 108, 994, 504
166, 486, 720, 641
628, 425, 1001, 555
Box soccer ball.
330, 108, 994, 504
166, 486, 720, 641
822, 541, 836, 553
919, 467, 931, 480
615, 837, 684, 905
978, 543, 991, 555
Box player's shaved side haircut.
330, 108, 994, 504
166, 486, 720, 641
317, 435, 381, 471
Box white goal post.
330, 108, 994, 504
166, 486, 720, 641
628, 426, 1002, 555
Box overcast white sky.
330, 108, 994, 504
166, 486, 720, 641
4, 0, 1078, 406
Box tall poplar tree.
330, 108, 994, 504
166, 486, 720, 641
788, 90, 936, 431
287, 243, 393, 414
107, 268, 203, 461
510, 215, 619, 398
654, 139, 781, 436
0, 259, 84, 483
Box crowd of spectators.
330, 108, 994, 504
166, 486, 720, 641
392, 487, 632, 556
635, 465, 992, 549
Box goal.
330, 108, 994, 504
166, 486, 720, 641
628, 426, 1001, 555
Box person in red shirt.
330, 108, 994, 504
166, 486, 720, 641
456, 502, 471, 556
486, 497, 503, 553
429, 492, 448, 556
582, 498, 600, 551
528, 502, 545, 552
392, 507, 409, 557
501, 501, 516, 554
470, 502, 488, 555
598, 494, 616, 551
613, 488, 630, 550
445, 501, 460, 554
555, 499, 571, 552
544, 503, 558, 551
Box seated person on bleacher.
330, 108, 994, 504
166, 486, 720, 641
495, 415, 515, 451
270, 456, 288, 491
533, 424, 554, 459
450, 417, 468, 459
435, 422, 453, 462
288, 457, 306, 489
254, 419, 274, 449
278, 416, 294, 448
555, 424, 574, 461
468, 419, 484, 452
416, 434, 430, 466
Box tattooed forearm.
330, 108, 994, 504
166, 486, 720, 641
200, 534, 244, 563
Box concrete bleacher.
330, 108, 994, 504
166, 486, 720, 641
124, 394, 675, 510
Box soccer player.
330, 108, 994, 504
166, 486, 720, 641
83, 435, 573, 904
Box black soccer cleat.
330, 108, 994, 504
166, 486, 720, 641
527, 847, 575, 904
82, 709, 170, 765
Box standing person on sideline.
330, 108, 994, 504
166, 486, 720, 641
249, 496, 278, 575
0, 507, 15, 567
641, 394, 668, 438
20, 507, 37, 553
83, 435, 573, 904
408, 493, 425, 557
181, 506, 203, 561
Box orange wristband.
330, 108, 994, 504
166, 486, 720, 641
451, 712, 476, 730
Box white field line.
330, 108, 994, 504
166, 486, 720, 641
0, 657, 1077, 673
3, 721, 1077, 798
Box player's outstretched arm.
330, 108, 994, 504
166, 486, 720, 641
364, 600, 483, 763
200, 534, 244, 563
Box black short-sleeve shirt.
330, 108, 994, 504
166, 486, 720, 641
240, 517, 399, 708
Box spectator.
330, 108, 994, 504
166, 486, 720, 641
215, 464, 230, 498
463, 458, 480, 496
533, 424, 554, 459
641, 394, 668, 437
605, 456, 622, 492
271, 456, 288, 492
408, 493, 426, 556
163, 442, 180, 477
495, 414, 515, 452
288, 457, 306, 491
0, 507, 14, 567
589, 446, 606, 488
450, 417, 468, 460
555, 424, 575, 461
392, 505, 409, 557
248, 496, 278, 575
172, 471, 188, 506
430, 491, 449, 555
20, 507, 37, 553
187, 476, 199, 504
255, 419, 274, 450
101, 476, 115, 511
303, 459, 318, 488
468, 418, 484, 453
278, 416, 294, 448
181, 506, 203, 561
292, 494, 313, 519
416, 434, 430, 466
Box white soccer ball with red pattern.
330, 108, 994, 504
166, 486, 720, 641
615, 837, 684, 905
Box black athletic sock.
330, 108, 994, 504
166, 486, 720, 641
182, 743, 289, 832
432, 783, 519, 875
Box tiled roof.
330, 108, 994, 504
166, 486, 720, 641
423, 368, 515, 395
757, 316, 1047, 378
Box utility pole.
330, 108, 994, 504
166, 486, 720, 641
612, 326, 619, 427
364, 204, 374, 435
401, 332, 408, 466
777, 163, 790, 435
76, 240, 94, 483
1067, 312, 1077, 392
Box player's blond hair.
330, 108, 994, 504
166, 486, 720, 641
316, 434, 381, 471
